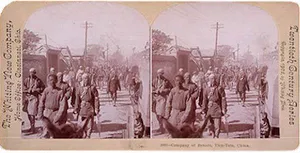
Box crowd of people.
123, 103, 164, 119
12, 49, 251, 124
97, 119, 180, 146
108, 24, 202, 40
152, 64, 271, 138
23, 64, 146, 138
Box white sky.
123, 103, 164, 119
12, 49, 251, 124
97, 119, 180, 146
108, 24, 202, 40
153, 2, 278, 57
25, 2, 149, 57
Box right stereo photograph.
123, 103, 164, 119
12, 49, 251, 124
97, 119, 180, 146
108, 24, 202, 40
151, 2, 280, 139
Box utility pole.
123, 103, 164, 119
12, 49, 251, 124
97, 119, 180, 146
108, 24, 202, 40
44, 35, 48, 45
175, 35, 178, 48
106, 43, 109, 63
236, 44, 240, 62
211, 22, 224, 57
247, 45, 250, 53
82, 21, 93, 65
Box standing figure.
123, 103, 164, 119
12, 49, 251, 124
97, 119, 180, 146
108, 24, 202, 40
57, 72, 72, 104
182, 72, 199, 130
236, 70, 250, 106
107, 73, 121, 106
38, 74, 68, 138
202, 74, 227, 138
129, 76, 142, 111
62, 70, 70, 85
227, 67, 235, 91
165, 75, 190, 130
68, 67, 76, 88
197, 68, 206, 107
74, 73, 99, 138
23, 68, 45, 133
125, 69, 133, 91
205, 66, 213, 79
258, 75, 268, 113
191, 71, 199, 84
76, 66, 84, 81
152, 68, 173, 134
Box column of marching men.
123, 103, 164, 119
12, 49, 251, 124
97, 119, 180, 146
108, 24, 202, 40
23, 64, 146, 138
152, 65, 271, 138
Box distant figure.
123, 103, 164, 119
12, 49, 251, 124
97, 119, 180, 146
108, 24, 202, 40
125, 69, 134, 91
107, 74, 121, 106
23, 68, 45, 133
236, 70, 250, 106
177, 68, 184, 76
47, 67, 56, 82
62, 70, 70, 85
49, 67, 56, 75
68, 67, 76, 88
76, 66, 84, 81
205, 66, 213, 79
191, 71, 199, 84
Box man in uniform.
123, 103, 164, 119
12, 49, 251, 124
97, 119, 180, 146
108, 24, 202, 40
202, 74, 227, 138
165, 75, 190, 130
74, 73, 99, 138
236, 70, 250, 106
23, 68, 45, 133
107, 73, 121, 106
182, 72, 199, 130
57, 72, 72, 104
38, 74, 68, 138
152, 68, 173, 134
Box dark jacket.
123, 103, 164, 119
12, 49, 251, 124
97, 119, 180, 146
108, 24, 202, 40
202, 86, 227, 118
236, 75, 250, 92
75, 85, 99, 117
107, 77, 121, 92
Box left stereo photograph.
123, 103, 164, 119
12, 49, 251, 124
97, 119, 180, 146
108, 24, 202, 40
21, 1, 151, 139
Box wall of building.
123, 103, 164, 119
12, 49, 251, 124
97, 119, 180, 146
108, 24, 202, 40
152, 55, 177, 84
23, 54, 47, 84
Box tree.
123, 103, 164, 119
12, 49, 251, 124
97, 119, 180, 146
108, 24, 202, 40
22, 29, 42, 53
217, 45, 234, 57
241, 50, 255, 66
87, 44, 105, 58
109, 50, 124, 66
152, 29, 173, 54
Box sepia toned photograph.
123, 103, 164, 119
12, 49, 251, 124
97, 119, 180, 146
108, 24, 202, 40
21, 1, 150, 139
0, 1, 299, 150
151, 2, 280, 139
